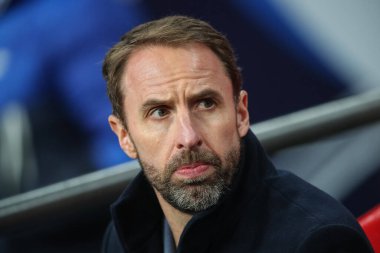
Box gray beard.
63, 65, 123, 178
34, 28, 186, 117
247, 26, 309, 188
138, 144, 241, 214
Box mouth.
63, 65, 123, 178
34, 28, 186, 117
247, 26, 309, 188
174, 163, 213, 179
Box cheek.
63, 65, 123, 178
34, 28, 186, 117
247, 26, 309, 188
124, 107, 174, 168
217, 108, 239, 136
132, 129, 172, 168
202, 111, 240, 151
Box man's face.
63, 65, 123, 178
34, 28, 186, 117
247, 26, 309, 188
109, 43, 250, 213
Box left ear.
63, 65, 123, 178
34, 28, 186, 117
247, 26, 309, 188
236, 90, 250, 137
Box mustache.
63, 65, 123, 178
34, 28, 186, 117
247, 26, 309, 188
166, 149, 222, 174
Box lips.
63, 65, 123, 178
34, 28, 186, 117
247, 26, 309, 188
174, 163, 211, 178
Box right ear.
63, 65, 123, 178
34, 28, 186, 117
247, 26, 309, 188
108, 114, 137, 159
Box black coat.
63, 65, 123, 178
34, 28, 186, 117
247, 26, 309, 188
102, 131, 373, 253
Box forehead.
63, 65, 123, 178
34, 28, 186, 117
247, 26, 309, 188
121, 43, 230, 93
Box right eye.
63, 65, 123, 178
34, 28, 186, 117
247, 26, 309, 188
149, 107, 170, 119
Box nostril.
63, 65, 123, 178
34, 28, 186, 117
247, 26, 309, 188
176, 140, 201, 150
176, 135, 202, 150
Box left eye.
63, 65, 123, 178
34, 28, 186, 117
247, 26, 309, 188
198, 98, 216, 109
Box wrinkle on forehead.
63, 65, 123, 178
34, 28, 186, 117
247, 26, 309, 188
121, 43, 228, 93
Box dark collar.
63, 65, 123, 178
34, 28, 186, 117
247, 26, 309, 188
111, 130, 277, 252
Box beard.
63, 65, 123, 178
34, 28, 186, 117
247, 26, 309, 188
138, 143, 241, 214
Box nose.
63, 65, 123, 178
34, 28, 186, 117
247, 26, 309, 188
175, 111, 202, 150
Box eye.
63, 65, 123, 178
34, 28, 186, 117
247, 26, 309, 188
198, 98, 216, 110
149, 107, 170, 119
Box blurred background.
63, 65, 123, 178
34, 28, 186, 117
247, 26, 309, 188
0, 0, 379, 252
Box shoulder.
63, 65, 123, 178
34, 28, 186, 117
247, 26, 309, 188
296, 224, 373, 253
261, 170, 373, 252
264, 170, 358, 225
102, 222, 124, 253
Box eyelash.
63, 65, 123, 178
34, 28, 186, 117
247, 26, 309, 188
148, 107, 169, 118
198, 98, 216, 109
147, 98, 217, 119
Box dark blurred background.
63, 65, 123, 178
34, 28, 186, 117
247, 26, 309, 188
0, 0, 379, 252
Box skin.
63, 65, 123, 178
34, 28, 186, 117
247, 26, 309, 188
109, 43, 250, 245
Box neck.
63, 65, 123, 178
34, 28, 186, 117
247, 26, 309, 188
154, 190, 192, 246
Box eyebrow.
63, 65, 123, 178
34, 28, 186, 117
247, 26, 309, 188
140, 88, 223, 112
141, 98, 172, 113
187, 88, 223, 104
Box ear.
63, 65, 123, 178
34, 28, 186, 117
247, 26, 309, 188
108, 114, 138, 159
236, 90, 250, 138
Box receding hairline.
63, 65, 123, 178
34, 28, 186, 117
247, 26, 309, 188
121, 42, 231, 84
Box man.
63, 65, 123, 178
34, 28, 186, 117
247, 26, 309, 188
102, 16, 373, 253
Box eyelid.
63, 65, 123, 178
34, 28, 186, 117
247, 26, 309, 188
147, 106, 170, 119
142, 99, 171, 117
196, 97, 217, 109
